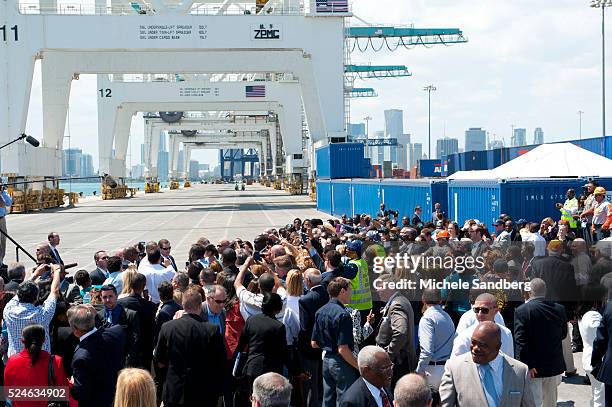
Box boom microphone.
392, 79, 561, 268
25, 135, 40, 147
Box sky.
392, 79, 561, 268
24, 0, 610, 169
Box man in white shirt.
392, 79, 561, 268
234, 255, 285, 320
523, 223, 547, 257
451, 293, 514, 358
139, 247, 175, 304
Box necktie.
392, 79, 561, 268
380, 389, 391, 407
54, 248, 63, 264
481, 363, 499, 407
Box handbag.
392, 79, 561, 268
47, 354, 69, 407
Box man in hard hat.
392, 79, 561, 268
592, 187, 612, 242
556, 188, 578, 234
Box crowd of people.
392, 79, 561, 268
1, 181, 612, 407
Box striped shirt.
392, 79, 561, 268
4, 295, 57, 357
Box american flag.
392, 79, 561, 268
316, 0, 348, 12
245, 85, 266, 98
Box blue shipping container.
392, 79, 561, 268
380, 180, 448, 222
331, 180, 353, 216
463, 150, 488, 171
419, 159, 444, 177
316, 179, 332, 214
315, 143, 365, 179
352, 180, 382, 216
447, 178, 584, 226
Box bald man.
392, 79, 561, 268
439, 322, 535, 407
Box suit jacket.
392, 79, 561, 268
339, 377, 393, 407
49, 245, 63, 265
298, 284, 329, 359
514, 298, 567, 377
97, 304, 141, 367
154, 300, 182, 345
154, 313, 226, 405
592, 301, 612, 384
236, 312, 291, 377
439, 352, 535, 407
530, 255, 577, 318
89, 267, 107, 286
164, 254, 178, 272
118, 293, 156, 368
71, 326, 126, 407
376, 293, 417, 372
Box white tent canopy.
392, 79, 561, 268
448, 143, 612, 180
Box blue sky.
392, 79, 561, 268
24, 0, 609, 168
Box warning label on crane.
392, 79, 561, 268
178, 87, 220, 97
138, 24, 207, 41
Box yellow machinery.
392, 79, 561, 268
169, 180, 180, 190
184, 180, 191, 188
308, 178, 316, 201
101, 176, 128, 200
273, 179, 282, 190
144, 177, 160, 193
4, 175, 65, 213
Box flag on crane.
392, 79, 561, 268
245, 85, 266, 98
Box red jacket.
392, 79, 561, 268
4, 350, 70, 407
225, 301, 245, 360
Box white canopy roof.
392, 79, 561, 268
448, 143, 612, 180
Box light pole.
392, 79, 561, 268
363, 116, 372, 158
591, 0, 611, 141
578, 110, 584, 139
423, 85, 436, 158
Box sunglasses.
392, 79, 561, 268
161, 247, 171, 250
473, 307, 490, 314
213, 299, 226, 304
101, 256, 109, 260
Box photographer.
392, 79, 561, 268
0, 184, 12, 268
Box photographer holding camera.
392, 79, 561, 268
0, 183, 13, 268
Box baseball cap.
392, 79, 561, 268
345, 240, 363, 254
517, 219, 528, 225
493, 219, 505, 226
436, 220, 443, 228
437, 230, 450, 239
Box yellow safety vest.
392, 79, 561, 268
348, 258, 373, 311
560, 198, 578, 228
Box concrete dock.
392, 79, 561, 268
8, 183, 325, 270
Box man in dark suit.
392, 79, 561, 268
339, 345, 394, 407
159, 239, 178, 271
97, 284, 140, 367
155, 287, 226, 407
514, 278, 566, 407
48, 232, 64, 265
4, 262, 25, 292
529, 240, 578, 376
376, 274, 416, 388
90, 250, 109, 286
298, 269, 329, 407
117, 273, 155, 371
592, 291, 612, 406
68, 304, 126, 407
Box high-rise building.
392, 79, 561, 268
465, 128, 487, 152
436, 138, 459, 158
80, 154, 94, 177
63, 148, 83, 177
159, 132, 167, 152
512, 128, 527, 147
395, 134, 411, 169
189, 160, 200, 180
348, 123, 366, 139
384, 109, 403, 138
140, 143, 145, 165
131, 164, 145, 179
178, 149, 185, 173
158, 151, 169, 181
199, 163, 210, 171
533, 127, 544, 144
408, 143, 423, 168
375, 130, 385, 165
